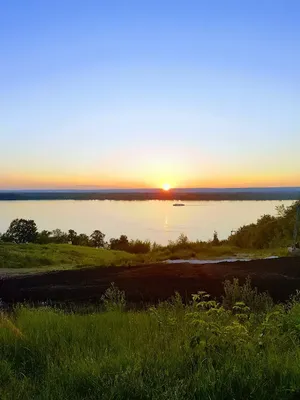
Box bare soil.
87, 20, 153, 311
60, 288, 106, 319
1, 257, 300, 305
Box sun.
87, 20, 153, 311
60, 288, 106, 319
162, 183, 171, 191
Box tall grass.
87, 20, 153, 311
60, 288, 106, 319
1, 282, 300, 399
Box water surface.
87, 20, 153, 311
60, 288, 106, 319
0, 200, 293, 245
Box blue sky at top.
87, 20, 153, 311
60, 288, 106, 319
1, 0, 299, 188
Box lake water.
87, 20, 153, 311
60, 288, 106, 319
0, 200, 294, 245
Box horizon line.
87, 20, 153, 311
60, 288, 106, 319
1, 186, 300, 192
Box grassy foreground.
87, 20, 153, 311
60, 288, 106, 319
1, 282, 300, 400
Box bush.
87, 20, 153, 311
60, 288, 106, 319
222, 277, 273, 312
110, 236, 151, 254
101, 283, 126, 311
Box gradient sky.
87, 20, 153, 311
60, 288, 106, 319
1, 0, 300, 189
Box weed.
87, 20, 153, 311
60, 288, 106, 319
101, 283, 126, 311
222, 277, 273, 312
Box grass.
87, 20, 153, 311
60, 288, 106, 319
0, 242, 289, 273
148, 245, 288, 262
1, 282, 300, 399
0, 243, 138, 271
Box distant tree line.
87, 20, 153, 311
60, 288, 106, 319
0, 218, 151, 253
1, 190, 299, 201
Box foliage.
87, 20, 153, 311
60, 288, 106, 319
228, 201, 300, 249
51, 229, 69, 244
2, 282, 300, 399
76, 233, 90, 247
109, 234, 130, 251
101, 282, 126, 311
110, 235, 151, 253
127, 239, 151, 253
222, 277, 273, 312
36, 230, 52, 244
212, 230, 220, 246
68, 229, 77, 245
90, 230, 105, 248
3, 219, 38, 244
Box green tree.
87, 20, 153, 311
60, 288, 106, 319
5, 218, 37, 243
76, 233, 90, 246
68, 229, 78, 245
0, 233, 13, 242
51, 229, 68, 244
90, 230, 105, 248
212, 230, 220, 246
36, 230, 52, 244
110, 235, 129, 251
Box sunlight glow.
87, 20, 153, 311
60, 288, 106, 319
162, 183, 171, 191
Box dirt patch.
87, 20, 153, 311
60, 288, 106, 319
1, 257, 300, 305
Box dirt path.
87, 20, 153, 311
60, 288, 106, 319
1, 257, 300, 305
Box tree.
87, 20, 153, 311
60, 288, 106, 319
51, 229, 68, 244
68, 229, 78, 245
0, 233, 13, 242
109, 235, 150, 253
110, 235, 129, 251
90, 230, 105, 248
5, 218, 37, 243
77, 233, 90, 247
176, 233, 189, 247
212, 230, 220, 246
37, 230, 52, 244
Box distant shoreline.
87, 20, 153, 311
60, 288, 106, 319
0, 189, 299, 201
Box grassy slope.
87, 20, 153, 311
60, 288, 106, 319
1, 297, 300, 400
0, 242, 289, 273
0, 243, 137, 271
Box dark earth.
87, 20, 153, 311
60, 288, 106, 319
1, 257, 300, 305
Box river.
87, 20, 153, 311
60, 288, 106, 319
0, 200, 294, 245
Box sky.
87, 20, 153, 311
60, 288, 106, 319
1, 0, 300, 189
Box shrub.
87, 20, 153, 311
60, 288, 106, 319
110, 236, 151, 254
212, 231, 220, 246
222, 277, 273, 312
101, 283, 126, 311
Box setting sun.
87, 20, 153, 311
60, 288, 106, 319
162, 183, 171, 191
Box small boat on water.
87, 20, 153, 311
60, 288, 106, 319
173, 203, 185, 207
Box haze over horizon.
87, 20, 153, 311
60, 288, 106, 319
2, 185, 300, 192
1, 0, 300, 190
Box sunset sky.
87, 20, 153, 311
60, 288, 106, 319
1, 0, 300, 189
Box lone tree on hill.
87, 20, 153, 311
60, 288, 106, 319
5, 218, 38, 243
